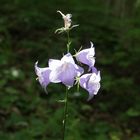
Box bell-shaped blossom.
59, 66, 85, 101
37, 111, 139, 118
79, 67, 101, 101
35, 62, 51, 90
75, 42, 95, 68
49, 53, 84, 87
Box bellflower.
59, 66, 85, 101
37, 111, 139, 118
57, 10, 72, 29
55, 10, 79, 34
75, 42, 95, 68
35, 62, 51, 90
79, 67, 101, 101
49, 53, 84, 87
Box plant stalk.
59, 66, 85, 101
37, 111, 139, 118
67, 30, 70, 53
62, 30, 71, 140
62, 87, 68, 140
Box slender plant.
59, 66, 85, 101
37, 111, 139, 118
35, 10, 101, 140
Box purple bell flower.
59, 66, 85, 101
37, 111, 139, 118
35, 62, 51, 90
75, 42, 95, 68
49, 53, 84, 87
79, 67, 101, 101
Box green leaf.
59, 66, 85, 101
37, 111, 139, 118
126, 108, 140, 117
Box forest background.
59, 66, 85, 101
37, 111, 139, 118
0, 0, 140, 140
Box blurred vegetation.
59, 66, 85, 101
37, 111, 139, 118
0, 0, 140, 140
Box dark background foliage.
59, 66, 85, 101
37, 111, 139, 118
0, 0, 140, 140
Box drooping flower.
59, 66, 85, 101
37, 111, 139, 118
79, 67, 101, 101
35, 62, 51, 90
55, 10, 79, 34
49, 53, 84, 87
75, 42, 95, 68
57, 10, 72, 29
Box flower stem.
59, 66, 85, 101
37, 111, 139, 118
77, 81, 80, 92
62, 87, 68, 140
67, 30, 71, 53
62, 29, 71, 140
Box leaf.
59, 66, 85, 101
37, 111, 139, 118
126, 108, 140, 117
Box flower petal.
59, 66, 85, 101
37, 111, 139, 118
66, 14, 72, 19
79, 74, 92, 89
49, 66, 62, 83
74, 64, 84, 76
87, 72, 101, 100
49, 54, 78, 85
48, 59, 61, 70
57, 10, 72, 29
57, 10, 65, 18
76, 49, 90, 65
91, 67, 98, 74
94, 71, 101, 83
35, 62, 51, 89
87, 82, 100, 100
89, 70, 101, 83
75, 42, 95, 67
59, 62, 76, 87
61, 53, 75, 64
79, 71, 101, 101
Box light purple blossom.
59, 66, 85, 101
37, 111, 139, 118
35, 62, 51, 90
79, 67, 101, 101
49, 53, 84, 87
75, 42, 95, 68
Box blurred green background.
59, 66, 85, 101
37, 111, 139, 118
0, 0, 140, 140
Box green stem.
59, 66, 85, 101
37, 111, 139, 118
62, 87, 68, 140
62, 29, 71, 140
77, 81, 80, 92
67, 30, 70, 53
